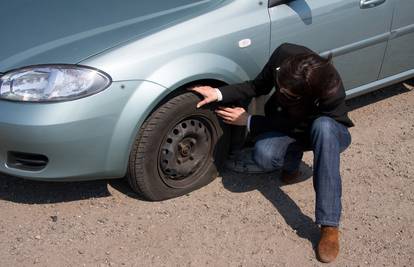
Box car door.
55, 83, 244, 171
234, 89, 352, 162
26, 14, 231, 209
379, 0, 414, 79
267, 0, 394, 90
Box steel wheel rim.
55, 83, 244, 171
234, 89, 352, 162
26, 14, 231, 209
158, 117, 213, 188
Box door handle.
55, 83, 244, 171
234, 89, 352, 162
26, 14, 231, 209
360, 0, 386, 9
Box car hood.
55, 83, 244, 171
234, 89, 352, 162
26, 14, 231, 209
0, 0, 216, 73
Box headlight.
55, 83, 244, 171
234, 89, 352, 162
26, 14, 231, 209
0, 65, 112, 102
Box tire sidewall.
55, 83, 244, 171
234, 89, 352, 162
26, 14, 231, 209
132, 93, 227, 200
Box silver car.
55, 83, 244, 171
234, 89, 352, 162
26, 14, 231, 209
0, 0, 413, 200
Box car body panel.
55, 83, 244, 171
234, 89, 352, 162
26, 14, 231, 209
0, 80, 167, 180
268, 0, 395, 90
0, 0, 220, 72
379, 0, 414, 78
81, 0, 270, 84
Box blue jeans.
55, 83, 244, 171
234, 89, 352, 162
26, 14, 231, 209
253, 116, 351, 227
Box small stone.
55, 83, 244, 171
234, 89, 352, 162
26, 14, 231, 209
34, 235, 41, 240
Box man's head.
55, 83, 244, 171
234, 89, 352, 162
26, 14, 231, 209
276, 52, 341, 100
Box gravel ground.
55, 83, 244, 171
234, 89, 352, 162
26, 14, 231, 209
0, 82, 413, 267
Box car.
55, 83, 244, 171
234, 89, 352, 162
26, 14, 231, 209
1, 0, 413, 201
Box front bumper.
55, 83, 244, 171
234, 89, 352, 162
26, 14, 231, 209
0, 80, 165, 181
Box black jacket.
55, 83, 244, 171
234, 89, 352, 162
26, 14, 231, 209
218, 43, 354, 144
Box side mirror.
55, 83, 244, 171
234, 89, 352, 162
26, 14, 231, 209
268, 0, 294, 8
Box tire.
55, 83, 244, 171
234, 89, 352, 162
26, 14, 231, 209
127, 91, 230, 201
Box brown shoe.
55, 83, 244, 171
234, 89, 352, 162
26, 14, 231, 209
317, 226, 339, 263
281, 170, 300, 184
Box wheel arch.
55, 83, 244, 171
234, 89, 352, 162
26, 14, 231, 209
105, 52, 254, 176
105, 77, 231, 177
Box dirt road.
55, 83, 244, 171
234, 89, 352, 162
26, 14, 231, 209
1, 82, 413, 266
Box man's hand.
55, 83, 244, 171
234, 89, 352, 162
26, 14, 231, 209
190, 86, 218, 108
215, 107, 249, 126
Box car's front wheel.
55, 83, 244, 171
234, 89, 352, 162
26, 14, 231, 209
127, 92, 229, 201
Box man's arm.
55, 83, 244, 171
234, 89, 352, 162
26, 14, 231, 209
217, 56, 277, 103
190, 53, 277, 108
191, 43, 312, 108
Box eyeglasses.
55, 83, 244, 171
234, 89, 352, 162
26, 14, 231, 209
279, 87, 302, 101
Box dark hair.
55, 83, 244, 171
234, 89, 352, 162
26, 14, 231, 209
276, 52, 341, 99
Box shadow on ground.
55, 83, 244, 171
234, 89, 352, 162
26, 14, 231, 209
221, 161, 321, 247
0, 174, 139, 204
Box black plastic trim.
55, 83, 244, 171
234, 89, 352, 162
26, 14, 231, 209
7, 151, 49, 171
268, 0, 291, 8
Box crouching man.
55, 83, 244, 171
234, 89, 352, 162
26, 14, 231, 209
192, 43, 354, 263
